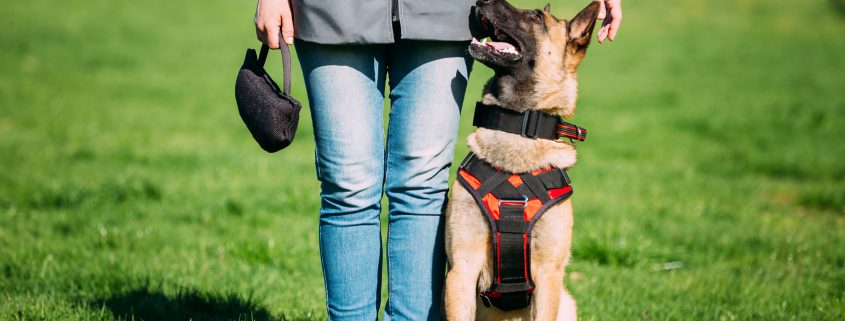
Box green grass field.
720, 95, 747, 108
2, 0, 844, 320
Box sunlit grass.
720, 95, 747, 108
1, 0, 843, 320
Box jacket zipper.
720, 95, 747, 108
391, 0, 401, 39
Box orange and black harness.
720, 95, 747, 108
455, 103, 587, 311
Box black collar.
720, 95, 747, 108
472, 102, 587, 143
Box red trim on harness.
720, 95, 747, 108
548, 185, 573, 200
496, 232, 502, 284
461, 169, 556, 222
523, 234, 529, 281
483, 194, 501, 220
485, 291, 503, 298
460, 164, 573, 307
459, 169, 482, 189
506, 175, 523, 187
530, 167, 555, 175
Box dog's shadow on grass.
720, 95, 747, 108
94, 287, 276, 321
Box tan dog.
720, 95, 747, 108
444, 1, 601, 320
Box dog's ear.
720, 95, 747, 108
568, 1, 601, 49
543, 3, 551, 13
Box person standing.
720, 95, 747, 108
252, 0, 622, 320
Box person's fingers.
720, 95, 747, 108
255, 25, 266, 43
281, 10, 295, 45
608, 4, 622, 41
596, 0, 607, 20
597, 25, 608, 43
254, 12, 266, 43
265, 21, 281, 49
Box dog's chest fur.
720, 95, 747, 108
467, 128, 577, 173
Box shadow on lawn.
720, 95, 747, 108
95, 287, 276, 321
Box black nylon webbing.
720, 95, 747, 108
490, 293, 531, 311
490, 183, 526, 200
520, 173, 551, 203
498, 231, 527, 284
458, 153, 575, 312
536, 169, 570, 188
515, 184, 535, 202
476, 172, 510, 197
497, 205, 527, 234
473, 102, 588, 142
474, 103, 560, 140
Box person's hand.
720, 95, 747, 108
254, 0, 294, 48
596, 0, 622, 43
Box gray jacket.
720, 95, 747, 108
292, 0, 478, 44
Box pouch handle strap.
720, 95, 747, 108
258, 43, 293, 95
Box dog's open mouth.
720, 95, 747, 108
470, 14, 523, 61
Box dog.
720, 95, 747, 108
444, 0, 601, 320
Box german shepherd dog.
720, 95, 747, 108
444, 0, 601, 320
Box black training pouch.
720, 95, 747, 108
235, 44, 302, 153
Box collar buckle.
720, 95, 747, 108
520, 110, 541, 138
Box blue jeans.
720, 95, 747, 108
296, 40, 472, 321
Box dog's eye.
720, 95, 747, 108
528, 10, 543, 22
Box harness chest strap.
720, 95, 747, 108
456, 153, 574, 311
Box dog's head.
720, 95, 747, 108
470, 0, 600, 118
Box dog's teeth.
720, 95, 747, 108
494, 46, 519, 55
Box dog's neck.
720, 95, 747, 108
469, 75, 580, 173
467, 128, 577, 173
480, 75, 536, 113
467, 102, 578, 173
467, 101, 576, 173
481, 74, 577, 118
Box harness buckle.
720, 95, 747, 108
520, 110, 541, 138
498, 195, 529, 208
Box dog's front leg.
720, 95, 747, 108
444, 254, 486, 321
444, 183, 491, 321
529, 265, 564, 321
555, 287, 577, 321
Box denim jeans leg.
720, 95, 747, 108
296, 40, 388, 321
382, 40, 473, 321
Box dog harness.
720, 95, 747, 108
455, 102, 587, 311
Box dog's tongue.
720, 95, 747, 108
472, 37, 519, 55
486, 41, 516, 52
